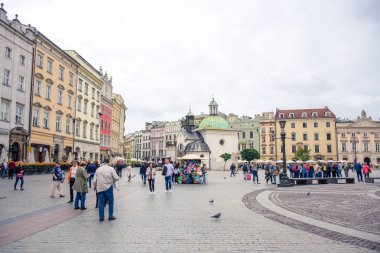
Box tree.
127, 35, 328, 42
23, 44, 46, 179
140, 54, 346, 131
240, 148, 260, 162
220, 153, 232, 171
295, 147, 311, 161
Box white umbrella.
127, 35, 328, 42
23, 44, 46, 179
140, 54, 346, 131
67, 152, 73, 164
44, 150, 50, 163
286, 160, 295, 164
296, 160, 303, 163
29, 148, 35, 163
327, 160, 335, 163
306, 160, 315, 163
0, 147, 7, 162
276, 160, 284, 163
115, 156, 125, 161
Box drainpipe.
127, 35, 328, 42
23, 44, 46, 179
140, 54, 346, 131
27, 41, 36, 161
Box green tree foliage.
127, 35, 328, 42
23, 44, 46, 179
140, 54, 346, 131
295, 147, 311, 161
240, 149, 260, 162
220, 153, 232, 171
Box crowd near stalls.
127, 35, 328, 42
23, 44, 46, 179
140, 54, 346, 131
237, 159, 374, 183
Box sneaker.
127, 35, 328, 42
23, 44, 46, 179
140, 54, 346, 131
50, 195, 55, 198
80, 207, 87, 210
20, 188, 24, 191
59, 194, 65, 198
108, 216, 116, 221
99, 217, 104, 222
152, 192, 156, 195
14, 188, 17, 191
74, 207, 80, 210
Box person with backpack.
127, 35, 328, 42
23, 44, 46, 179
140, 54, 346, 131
162, 158, 174, 192
140, 163, 147, 184
86, 161, 97, 188
50, 162, 65, 198
230, 163, 236, 177
14, 162, 25, 190
354, 162, 363, 182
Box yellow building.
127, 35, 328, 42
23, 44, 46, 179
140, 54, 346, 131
65, 50, 102, 162
259, 112, 275, 161
111, 93, 126, 156
274, 107, 338, 161
28, 28, 78, 162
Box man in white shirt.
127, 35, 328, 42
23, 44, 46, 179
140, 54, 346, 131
163, 159, 174, 192
93, 161, 120, 222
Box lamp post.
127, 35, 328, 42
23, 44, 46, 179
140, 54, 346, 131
278, 117, 293, 187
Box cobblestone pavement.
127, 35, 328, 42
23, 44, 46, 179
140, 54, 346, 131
1, 169, 379, 252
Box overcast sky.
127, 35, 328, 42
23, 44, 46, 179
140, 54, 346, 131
8, 0, 380, 132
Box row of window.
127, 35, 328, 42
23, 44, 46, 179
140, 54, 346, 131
100, 120, 111, 131
341, 142, 380, 152
78, 79, 100, 101
76, 97, 100, 118
279, 111, 332, 118
100, 134, 111, 147
0, 99, 24, 124
290, 133, 332, 141
36, 53, 74, 85
2, 69, 27, 91
261, 144, 334, 155
341, 132, 380, 138
238, 143, 255, 151
4, 47, 26, 66
238, 131, 255, 139
75, 121, 99, 140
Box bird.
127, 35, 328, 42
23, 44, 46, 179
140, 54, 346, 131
209, 199, 214, 204
211, 213, 221, 219
224, 177, 227, 180
306, 192, 311, 196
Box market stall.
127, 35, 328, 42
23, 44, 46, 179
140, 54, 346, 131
177, 154, 207, 184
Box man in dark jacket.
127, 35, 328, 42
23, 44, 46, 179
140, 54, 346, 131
230, 163, 236, 177
86, 161, 97, 188
140, 163, 147, 184
51, 162, 65, 198
8, 159, 15, 180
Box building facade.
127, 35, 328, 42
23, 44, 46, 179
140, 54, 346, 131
111, 93, 126, 157
124, 133, 133, 159
141, 123, 151, 161
336, 110, 380, 165
259, 112, 275, 161
66, 50, 101, 161
28, 27, 78, 162
99, 71, 112, 162
164, 120, 181, 160
133, 131, 142, 160
150, 121, 165, 162
0, 8, 34, 161
228, 114, 260, 153
274, 107, 338, 161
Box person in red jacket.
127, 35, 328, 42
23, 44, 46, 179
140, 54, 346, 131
362, 163, 371, 178
8, 159, 15, 180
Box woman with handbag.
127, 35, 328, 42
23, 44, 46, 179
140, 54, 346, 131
14, 162, 25, 190
72, 161, 90, 210
146, 163, 156, 194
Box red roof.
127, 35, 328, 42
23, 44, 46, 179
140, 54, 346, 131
275, 107, 336, 119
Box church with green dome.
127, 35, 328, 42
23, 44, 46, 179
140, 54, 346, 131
176, 98, 239, 170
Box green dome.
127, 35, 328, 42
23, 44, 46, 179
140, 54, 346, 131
198, 116, 229, 130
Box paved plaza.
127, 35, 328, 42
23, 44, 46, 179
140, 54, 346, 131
0, 169, 379, 253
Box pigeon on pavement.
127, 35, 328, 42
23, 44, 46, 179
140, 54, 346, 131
209, 199, 214, 203
306, 192, 310, 196
211, 213, 221, 219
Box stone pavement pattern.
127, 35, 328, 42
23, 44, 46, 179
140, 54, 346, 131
0, 169, 379, 253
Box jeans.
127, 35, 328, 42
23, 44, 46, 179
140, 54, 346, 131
270, 173, 276, 183
141, 173, 147, 184
252, 171, 259, 183
14, 177, 24, 189
148, 179, 155, 192
344, 170, 349, 177
289, 170, 293, 178
8, 169, 14, 180
99, 186, 114, 219
309, 171, 314, 178
69, 178, 75, 201
356, 171, 363, 182
364, 173, 370, 178
88, 173, 94, 188
337, 170, 342, 177
230, 169, 235, 177
74, 192, 86, 209
165, 176, 172, 190
1, 169, 6, 178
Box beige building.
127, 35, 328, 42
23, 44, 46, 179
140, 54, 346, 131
124, 133, 133, 159
274, 107, 338, 161
164, 120, 181, 160
337, 110, 380, 165
111, 93, 126, 157
28, 27, 78, 162
259, 112, 275, 161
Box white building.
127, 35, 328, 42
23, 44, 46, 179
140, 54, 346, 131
0, 7, 34, 161
164, 120, 181, 160
176, 99, 239, 170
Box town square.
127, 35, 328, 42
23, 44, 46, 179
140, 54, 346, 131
1, 0, 380, 252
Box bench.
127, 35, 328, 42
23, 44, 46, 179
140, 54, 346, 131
289, 178, 328, 185
327, 177, 355, 184
365, 177, 380, 183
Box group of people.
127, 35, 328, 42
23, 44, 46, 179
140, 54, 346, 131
1, 159, 25, 190
234, 160, 373, 184
50, 159, 120, 222
139, 159, 174, 194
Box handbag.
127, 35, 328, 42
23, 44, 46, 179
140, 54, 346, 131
162, 166, 167, 176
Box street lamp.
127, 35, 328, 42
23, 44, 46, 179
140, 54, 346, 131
278, 117, 293, 187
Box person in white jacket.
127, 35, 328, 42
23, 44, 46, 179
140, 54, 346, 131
146, 163, 156, 194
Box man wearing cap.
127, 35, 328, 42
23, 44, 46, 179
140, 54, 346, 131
93, 160, 120, 221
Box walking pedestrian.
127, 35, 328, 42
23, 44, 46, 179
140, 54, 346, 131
50, 162, 65, 198
363, 162, 371, 178
116, 161, 123, 178
67, 160, 79, 204
72, 161, 89, 210
14, 162, 24, 190
354, 162, 363, 182
337, 163, 343, 177
173, 163, 180, 184
1, 159, 7, 179
343, 163, 349, 177
264, 167, 271, 184
230, 163, 236, 177
93, 161, 120, 221
269, 163, 276, 184
86, 161, 97, 188
146, 163, 156, 194
126, 164, 132, 182
252, 162, 259, 184
162, 158, 174, 192
140, 163, 147, 184
8, 159, 15, 180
